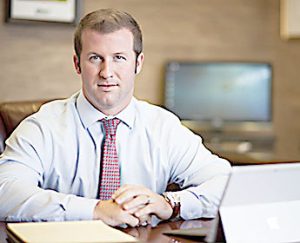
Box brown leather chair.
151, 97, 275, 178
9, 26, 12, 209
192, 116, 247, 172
0, 100, 50, 153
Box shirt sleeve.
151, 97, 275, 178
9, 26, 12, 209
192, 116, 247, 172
164, 115, 232, 219
0, 118, 99, 222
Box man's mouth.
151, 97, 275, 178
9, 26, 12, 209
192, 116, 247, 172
97, 83, 119, 91
97, 84, 119, 88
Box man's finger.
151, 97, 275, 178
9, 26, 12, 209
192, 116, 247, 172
123, 194, 150, 210
137, 214, 152, 226
126, 204, 144, 214
114, 188, 149, 205
124, 214, 140, 227
111, 184, 132, 200
134, 203, 153, 218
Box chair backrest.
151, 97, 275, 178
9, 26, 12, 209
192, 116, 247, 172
0, 100, 50, 153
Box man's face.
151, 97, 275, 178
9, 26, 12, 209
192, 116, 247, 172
74, 28, 144, 115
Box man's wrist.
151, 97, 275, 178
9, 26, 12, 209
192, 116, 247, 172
93, 201, 101, 220
162, 192, 181, 220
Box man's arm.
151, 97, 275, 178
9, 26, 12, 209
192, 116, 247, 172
0, 162, 99, 221
0, 119, 99, 221
164, 116, 231, 220
0, 118, 144, 226
111, 112, 231, 222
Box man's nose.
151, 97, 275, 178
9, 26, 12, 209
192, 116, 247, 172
99, 61, 113, 79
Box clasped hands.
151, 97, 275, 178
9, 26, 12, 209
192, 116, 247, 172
93, 184, 173, 227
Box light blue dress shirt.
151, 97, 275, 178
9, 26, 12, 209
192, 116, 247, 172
0, 91, 231, 222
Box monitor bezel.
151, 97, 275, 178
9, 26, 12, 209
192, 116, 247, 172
164, 60, 274, 132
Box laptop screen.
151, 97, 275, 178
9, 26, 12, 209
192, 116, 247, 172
218, 163, 300, 243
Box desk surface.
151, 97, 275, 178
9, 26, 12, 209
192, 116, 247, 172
0, 218, 223, 243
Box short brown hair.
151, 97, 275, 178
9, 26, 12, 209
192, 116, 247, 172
74, 9, 143, 60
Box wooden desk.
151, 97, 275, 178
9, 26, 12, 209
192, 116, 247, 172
212, 150, 299, 166
0, 219, 223, 243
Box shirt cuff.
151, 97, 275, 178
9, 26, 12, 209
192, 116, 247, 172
64, 196, 99, 221
177, 190, 205, 220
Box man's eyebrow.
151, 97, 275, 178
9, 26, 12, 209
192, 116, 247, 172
114, 51, 129, 56
87, 52, 100, 55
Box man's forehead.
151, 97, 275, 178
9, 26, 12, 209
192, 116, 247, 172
81, 27, 133, 39
80, 28, 135, 54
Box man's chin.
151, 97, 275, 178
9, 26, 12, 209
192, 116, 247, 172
94, 99, 120, 115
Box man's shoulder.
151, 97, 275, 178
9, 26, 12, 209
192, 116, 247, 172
134, 98, 169, 114
133, 98, 180, 123
30, 94, 78, 123
7, 94, 81, 146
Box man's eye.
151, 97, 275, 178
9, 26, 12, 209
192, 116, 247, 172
115, 55, 126, 61
89, 55, 101, 62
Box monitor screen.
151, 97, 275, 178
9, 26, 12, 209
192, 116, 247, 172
164, 62, 272, 126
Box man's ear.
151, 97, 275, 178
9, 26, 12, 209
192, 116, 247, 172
73, 54, 81, 74
135, 53, 144, 74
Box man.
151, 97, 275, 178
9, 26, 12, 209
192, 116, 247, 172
0, 9, 231, 227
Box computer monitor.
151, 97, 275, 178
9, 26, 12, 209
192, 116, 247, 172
164, 61, 273, 132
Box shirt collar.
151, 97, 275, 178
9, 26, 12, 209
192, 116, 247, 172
116, 98, 135, 129
76, 90, 135, 129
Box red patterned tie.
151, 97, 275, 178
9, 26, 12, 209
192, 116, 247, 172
99, 118, 121, 200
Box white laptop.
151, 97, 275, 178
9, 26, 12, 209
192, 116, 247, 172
219, 162, 300, 243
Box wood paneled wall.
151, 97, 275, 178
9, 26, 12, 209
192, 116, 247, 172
1, 0, 300, 160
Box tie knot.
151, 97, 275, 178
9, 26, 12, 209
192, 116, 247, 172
101, 118, 120, 136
